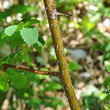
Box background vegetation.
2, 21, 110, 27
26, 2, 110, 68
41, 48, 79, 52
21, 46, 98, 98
0, 0, 110, 110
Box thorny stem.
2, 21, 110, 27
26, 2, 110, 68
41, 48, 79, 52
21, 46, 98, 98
3, 64, 58, 76
43, 0, 80, 110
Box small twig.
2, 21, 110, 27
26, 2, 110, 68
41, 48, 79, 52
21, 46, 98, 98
3, 64, 58, 77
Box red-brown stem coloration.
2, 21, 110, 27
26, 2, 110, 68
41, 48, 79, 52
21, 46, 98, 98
3, 64, 58, 76
43, 0, 80, 110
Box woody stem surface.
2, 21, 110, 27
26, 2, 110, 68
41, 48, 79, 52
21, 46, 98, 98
43, 0, 80, 109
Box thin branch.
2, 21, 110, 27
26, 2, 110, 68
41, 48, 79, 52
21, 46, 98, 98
3, 64, 58, 77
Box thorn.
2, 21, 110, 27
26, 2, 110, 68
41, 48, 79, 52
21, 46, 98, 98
57, 12, 71, 17
56, 60, 60, 64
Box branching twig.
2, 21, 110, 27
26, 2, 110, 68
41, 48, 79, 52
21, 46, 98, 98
3, 64, 58, 76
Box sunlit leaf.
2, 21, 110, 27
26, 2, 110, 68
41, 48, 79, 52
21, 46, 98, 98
107, 64, 110, 72
20, 27, 39, 45
3, 25, 18, 37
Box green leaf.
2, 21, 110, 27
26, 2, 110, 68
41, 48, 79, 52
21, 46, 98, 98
11, 5, 27, 15
37, 36, 45, 47
11, 73, 26, 89
1, 33, 7, 39
22, 45, 32, 66
0, 32, 6, 47
33, 43, 41, 54
105, 105, 110, 110
20, 27, 39, 45
24, 19, 40, 27
0, 72, 9, 92
14, 51, 24, 64
16, 22, 24, 31
49, 81, 62, 90
1, 54, 15, 65
81, 16, 97, 30
105, 44, 110, 52
27, 6, 37, 12
0, 60, 2, 66
103, 8, 110, 17
98, 93, 106, 101
4, 25, 18, 37
0, 79, 9, 92
7, 32, 24, 48
68, 61, 81, 71
107, 64, 110, 72
105, 94, 110, 103
104, 77, 110, 87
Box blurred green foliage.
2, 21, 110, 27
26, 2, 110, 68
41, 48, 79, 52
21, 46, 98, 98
1, 0, 110, 109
